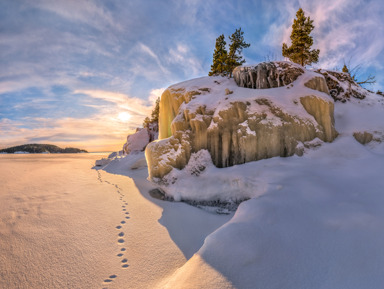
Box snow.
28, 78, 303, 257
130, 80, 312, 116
107, 78, 384, 288
162, 135, 384, 288
2, 74, 384, 288
123, 127, 150, 154
157, 91, 384, 288
95, 157, 111, 166
0, 153, 230, 288
167, 65, 333, 129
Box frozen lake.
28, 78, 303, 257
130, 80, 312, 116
0, 153, 230, 289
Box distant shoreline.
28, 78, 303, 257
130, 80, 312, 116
0, 143, 88, 154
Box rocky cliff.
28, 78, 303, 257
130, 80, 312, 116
146, 62, 338, 181
233, 61, 304, 89
315, 69, 368, 102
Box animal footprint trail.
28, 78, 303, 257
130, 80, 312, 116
98, 174, 132, 286
102, 274, 118, 288
97, 171, 103, 183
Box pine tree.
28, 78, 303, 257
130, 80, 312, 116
143, 116, 151, 129
282, 8, 320, 67
209, 34, 228, 76
227, 28, 250, 77
143, 97, 160, 132
150, 97, 160, 124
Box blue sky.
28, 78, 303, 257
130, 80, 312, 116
1, 0, 383, 151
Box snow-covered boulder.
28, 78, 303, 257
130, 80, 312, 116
353, 131, 373, 144
108, 150, 124, 159
122, 123, 159, 155
123, 128, 150, 154
146, 62, 338, 180
95, 158, 111, 166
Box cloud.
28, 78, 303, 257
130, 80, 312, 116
167, 44, 204, 76
0, 86, 166, 151
138, 43, 170, 75
272, 0, 384, 72
33, 0, 122, 32
74, 89, 153, 117
0, 116, 136, 152
148, 88, 166, 105
1, 0, 384, 151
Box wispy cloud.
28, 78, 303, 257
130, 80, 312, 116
167, 44, 204, 76
0, 116, 136, 152
138, 43, 170, 75
34, 0, 122, 32
274, 0, 384, 73
1, 0, 383, 151
75, 89, 153, 117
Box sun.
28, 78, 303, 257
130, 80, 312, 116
118, 111, 131, 122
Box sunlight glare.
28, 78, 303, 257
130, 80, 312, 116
118, 111, 131, 122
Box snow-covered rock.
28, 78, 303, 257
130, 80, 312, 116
108, 150, 124, 159
123, 128, 150, 154
95, 158, 111, 166
122, 123, 159, 155
353, 131, 373, 144
146, 62, 338, 180
233, 61, 304, 89
315, 69, 367, 102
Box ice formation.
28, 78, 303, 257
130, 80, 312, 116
146, 62, 338, 180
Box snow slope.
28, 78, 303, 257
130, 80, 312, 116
95, 83, 384, 288
157, 92, 384, 288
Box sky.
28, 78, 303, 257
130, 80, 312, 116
1, 0, 384, 152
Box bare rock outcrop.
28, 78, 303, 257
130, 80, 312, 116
146, 63, 338, 180
315, 69, 367, 102
353, 131, 373, 144
233, 61, 304, 89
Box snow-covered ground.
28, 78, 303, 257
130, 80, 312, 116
2, 90, 384, 288
0, 153, 230, 289
155, 91, 384, 288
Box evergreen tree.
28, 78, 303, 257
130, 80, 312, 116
150, 97, 160, 124
209, 34, 228, 76
282, 8, 320, 67
227, 28, 250, 77
143, 97, 160, 132
143, 116, 151, 129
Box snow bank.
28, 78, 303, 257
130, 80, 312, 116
160, 133, 384, 289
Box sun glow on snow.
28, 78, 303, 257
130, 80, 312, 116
118, 111, 131, 122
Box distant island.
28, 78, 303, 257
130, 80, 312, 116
0, 144, 88, 154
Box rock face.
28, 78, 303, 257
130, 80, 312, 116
146, 62, 338, 180
353, 132, 373, 144
315, 69, 367, 102
233, 62, 304, 89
